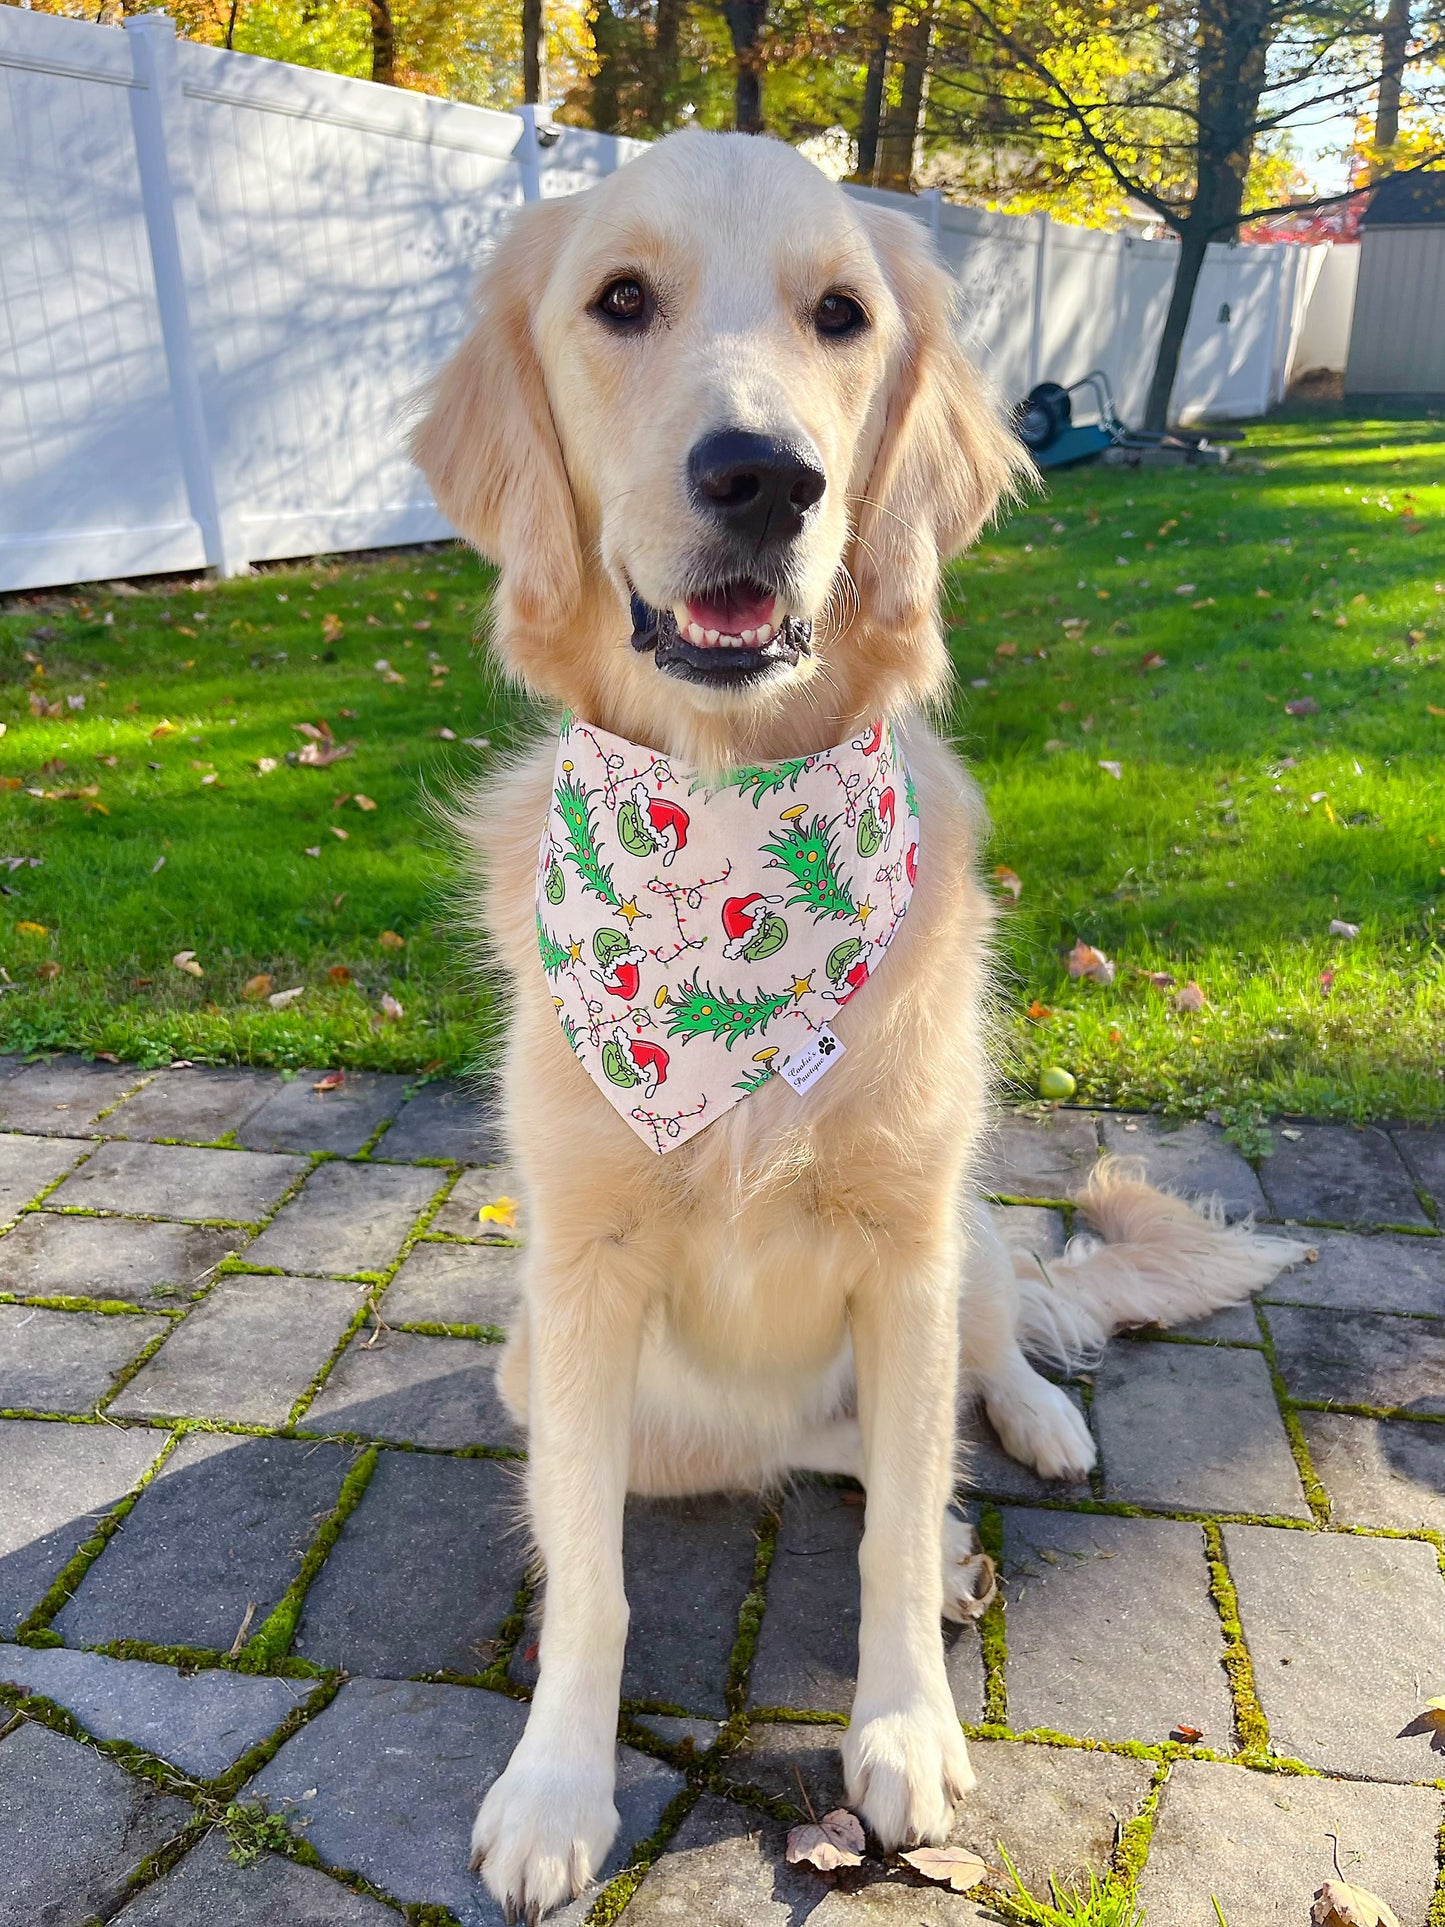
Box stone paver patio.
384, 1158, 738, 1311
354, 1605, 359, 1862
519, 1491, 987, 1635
0, 1055, 1440, 1925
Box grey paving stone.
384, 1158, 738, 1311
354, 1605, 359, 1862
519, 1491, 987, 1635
249, 1677, 684, 1927
1092, 1338, 1309, 1516
0, 1644, 309, 1778
295, 1451, 524, 1677
0, 1213, 237, 1307
986, 1203, 1065, 1259
303, 1329, 515, 1446
55, 1431, 354, 1653
110, 1275, 364, 1426
236, 1071, 410, 1156
112, 1826, 402, 1924
104, 1067, 278, 1145
1266, 1303, 1445, 1414
381, 1241, 520, 1330
1390, 1123, 1444, 1210
621, 1794, 863, 1927
0, 1419, 165, 1636
748, 1487, 984, 1719
0, 1718, 193, 1927
1001, 1511, 1234, 1746
0, 1302, 169, 1413
1262, 1229, 1443, 1315
1224, 1524, 1445, 1780
1259, 1122, 1431, 1227
1165, 1302, 1264, 1344
980, 1112, 1099, 1200
377, 1080, 504, 1165
714, 1718, 849, 1815
0, 1131, 87, 1224
0, 1055, 145, 1136
1300, 1410, 1445, 1533
960, 1392, 1092, 1502
631, 1713, 723, 1755
428, 1163, 525, 1241
809, 1881, 990, 1924
245, 1160, 442, 1277
511, 1495, 763, 1716
47, 1138, 306, 1224
1138, 1758, 1444, 1927
1098, 1115, 1268, 1220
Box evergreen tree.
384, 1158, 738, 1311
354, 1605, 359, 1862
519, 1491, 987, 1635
664, 977, 796, 1048
763, 815, 858, 920
556, 776, 620, 908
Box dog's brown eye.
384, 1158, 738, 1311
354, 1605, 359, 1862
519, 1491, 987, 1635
815, 292, 866, 338
596, 277, 649, 325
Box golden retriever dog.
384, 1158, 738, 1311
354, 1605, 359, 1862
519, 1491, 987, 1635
414, 127, 1306, 1922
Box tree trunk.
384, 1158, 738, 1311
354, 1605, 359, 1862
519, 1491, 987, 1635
645, 0, 684, 132
1142, 222, 1210, 431
369, 0, 394, 84
856, 0, 890, 183
591, 0, 623, 132
875, 2, 933, 191
721, 0, 767, 132
522, 0, 545, 103
1374, 0, 1411, 154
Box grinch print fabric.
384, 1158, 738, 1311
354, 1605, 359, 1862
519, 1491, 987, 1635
535, 713, 920, 1152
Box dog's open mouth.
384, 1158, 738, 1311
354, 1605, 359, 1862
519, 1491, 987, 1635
630, 582, 812, 687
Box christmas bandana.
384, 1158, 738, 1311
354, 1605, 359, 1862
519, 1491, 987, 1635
535, 714, 920, 1153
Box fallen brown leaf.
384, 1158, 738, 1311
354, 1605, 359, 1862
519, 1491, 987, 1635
1173, 981, 1207, 1013
1066, 940, 1115, 985
35, 960, 61, 981
150, 719, 178, 738
1329, 919, 1360, 938
312, 1071, 346, 1093
321, 612, 344, 643
268, 986, 304, 1009
1169, 1723, 1203, 1743
1098, 759, 1123, 780
297, 740, 354, 768
172, 950, 204, 978
241, 974, 273, 1000
378, 930, 405, 951
1285, 696, 1320, 716
377, 992, 405, 1023
785, 1810, 865, 1872
327, 965, 353, 985
1311, 1879, 1401, 1927
992, 865, 1022, 902
1397, 1696, 1445, 1753
353, 794, 377, 811
899, 1846, 987, 1893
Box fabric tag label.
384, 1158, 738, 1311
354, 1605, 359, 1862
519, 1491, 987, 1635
778, 1026, 846, 1095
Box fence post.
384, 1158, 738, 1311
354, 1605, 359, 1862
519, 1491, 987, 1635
516, 102, 544, 203
920, 186, 943, 247
1027, 212, 1052, 389
126, 14, 246, 577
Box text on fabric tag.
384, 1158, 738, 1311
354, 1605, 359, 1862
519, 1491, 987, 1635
779, 1026, 846, 1095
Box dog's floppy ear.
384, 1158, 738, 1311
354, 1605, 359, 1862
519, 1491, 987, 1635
412, 198, 582, 642
851, 205, 1027, 635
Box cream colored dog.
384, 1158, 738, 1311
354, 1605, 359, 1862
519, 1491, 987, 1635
414, 128, 1305, 1924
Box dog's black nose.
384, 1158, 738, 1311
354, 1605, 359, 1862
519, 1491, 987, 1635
688, 430, 826, 546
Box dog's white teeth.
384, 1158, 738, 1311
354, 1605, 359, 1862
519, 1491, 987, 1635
740, 628, 756, 644
687, 622, 705, 644
704, 628, 720, 645
756, 622, 774, 645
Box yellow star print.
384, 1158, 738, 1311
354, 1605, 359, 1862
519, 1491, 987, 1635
855, 900, 874, 928
788, 973, 814, 1001
618, 897, 643, 925
567, 940, 583, 962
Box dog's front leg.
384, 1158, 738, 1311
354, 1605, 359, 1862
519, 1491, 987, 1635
472, 1241, 646, 1923
843, 1232, 974, 1848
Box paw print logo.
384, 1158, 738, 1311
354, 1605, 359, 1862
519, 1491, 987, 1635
816, 1034, 838, 1057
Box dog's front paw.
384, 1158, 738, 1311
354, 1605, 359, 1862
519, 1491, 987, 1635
471, 1747, 618, 1924
986, 1375, 1096, 1482
942, 1513, 997, 1622
842, 1698, 974, 1850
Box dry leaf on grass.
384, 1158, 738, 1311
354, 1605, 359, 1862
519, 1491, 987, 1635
1067, 940, 1116, 984
1173, 981, 1208, 1013
377, 992, 404, 1022
241, 974, 273, 1000
992, 866, 1023, 901
294, 721, 331, 742
268, 986, 304, 1009
1285, 696, 1320, 716
312, 1071, 346, 1093
297, 740, 354, 768
1329, 919, 1360, 938
172, 950, 203, 978
16, 920, 48, 937
303, 846, 321, 858
899, 1846, 988, 1893
256, 757, 278, 775
1310, 1879, 1401, 1927
35, 960, 61, 981
378, 930, 405, 950
150, 719, 177, 737
353, 794, 377, 811
785, 1810, 865, 1871
321, 612, 344, 643
1133, 966, 1176, 990
1098, 759, 1123, 780
327, 965, 353, 985
330, 826, 349, 840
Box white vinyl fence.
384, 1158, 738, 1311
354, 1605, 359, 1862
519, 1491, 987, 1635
0, 6, 1350, 594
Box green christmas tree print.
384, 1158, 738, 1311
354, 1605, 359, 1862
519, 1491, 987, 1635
732, 1062, 777, 1095
707, 755, 813, 807
555, 775, 620, 908
664, 977, 797, 1050
536, 916, 576, 978
762, 814, 858, 920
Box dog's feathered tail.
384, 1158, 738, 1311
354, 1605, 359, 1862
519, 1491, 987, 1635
1008, 1156, 1312, 1372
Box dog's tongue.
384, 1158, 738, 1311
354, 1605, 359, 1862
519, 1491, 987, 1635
684, 586, 778, 637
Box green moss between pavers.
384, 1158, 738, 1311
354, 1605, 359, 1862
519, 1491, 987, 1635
1201, 1521, 1269, 1758
724, 1499, 781, 1717
977, 1504, 1008, 1726
1428, 1797, 1445, 1927
237, 1443, 378, 1669
1253, 1301, 1331, 1523
1114, 1760, 1168, 1885
0, 1293, 183, 1318
84, 1634, 328, 1679
14, 1429, 178, 1638
391, 1320, 508, 1343
584, 1784, 701, 1924
0, 1687, 204, 1798
77, 1819, 209, 1925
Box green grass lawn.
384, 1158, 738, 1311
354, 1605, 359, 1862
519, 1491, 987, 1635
2, 402, 1442, 1123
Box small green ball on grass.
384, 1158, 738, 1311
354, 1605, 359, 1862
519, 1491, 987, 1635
1038, 1066, 1077, 1101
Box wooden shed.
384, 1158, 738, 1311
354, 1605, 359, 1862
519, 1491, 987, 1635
1345, 172, 1445, 393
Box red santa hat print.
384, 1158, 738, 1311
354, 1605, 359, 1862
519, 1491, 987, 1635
720, 892, 782, 960
628, 781, 690, 867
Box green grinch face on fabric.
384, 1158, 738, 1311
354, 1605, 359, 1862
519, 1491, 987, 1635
740, 912, 788, 962
855, 805, 884, 859
827, 937, 863, 984
544, 861, 565, 905
601, 1035, 642, 1088
616, 796, 655, 857
592, 926, 632, 969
